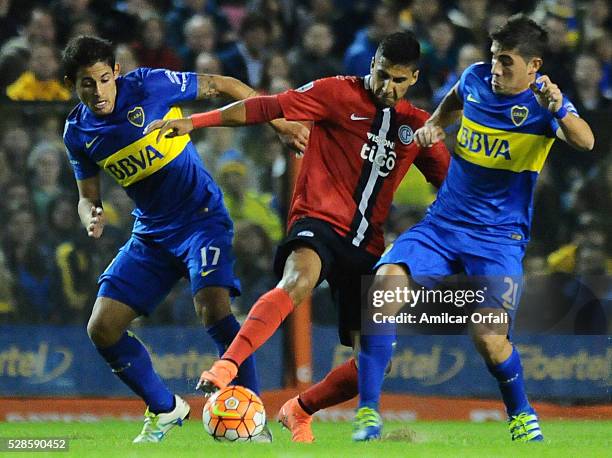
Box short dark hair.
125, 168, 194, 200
490, 14, 548, 59
62, 35, 115, 82
377, 31, 420, 67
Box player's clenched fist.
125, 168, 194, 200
529, 75, 563, 113
87, 206, 105, 238
414, 123, 446, 147
270, 119, 310, 155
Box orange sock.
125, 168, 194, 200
299, 358, 358, 414
223, 288, 294, 366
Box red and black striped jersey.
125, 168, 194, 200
277, 76, 450, 256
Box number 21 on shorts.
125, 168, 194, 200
501, 276, 519, 311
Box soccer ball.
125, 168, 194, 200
202, 385, 266, 441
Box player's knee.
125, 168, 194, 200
370, 275, 396, 297
377, 263, 409, 278
369, 265, 409, 313
472, 334, 507, 361
278, 271, 316, 305
193, 288, 232, 325
87, 316, 122, 348
372, 264, 409, 292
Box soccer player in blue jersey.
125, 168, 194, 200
61, 36, 308, 443
368, 15, 594, 441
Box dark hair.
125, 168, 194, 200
377, 31, 420, 67
62, 35, 115, 82
490, 14, 548, 59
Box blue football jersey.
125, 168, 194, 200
64, 68, 226, 235
428, 63, 578, 243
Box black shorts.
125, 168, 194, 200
274, 217, 378, 346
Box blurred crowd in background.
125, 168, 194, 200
0, 0, 609, 326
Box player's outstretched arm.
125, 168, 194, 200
76, 175, 105, 239
144, 99, 249, 142
195, 75, 310, 152
530, 75, 595, 151
415, 82, 464, 147
145, 95, 309, 151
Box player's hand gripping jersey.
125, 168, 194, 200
277, 76, 449, 256
428, 63, 579, 242
63, 68, 226, 235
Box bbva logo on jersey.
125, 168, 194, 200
106, 145, 165, 181
457, 126, 511, 160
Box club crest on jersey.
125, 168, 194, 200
127, 106, 145, 127
398, 125, 414, 145
510, 105, 529, 126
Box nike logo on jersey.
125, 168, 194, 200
201, 268, 217, 277
467, 94, 480, 104
351, 113, 370, 121
85, 136, 100, 149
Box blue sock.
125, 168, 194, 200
487, 346, 532, 417
358, 332, 395, 410
96, 331, 174, 414
206, 314, 260, 395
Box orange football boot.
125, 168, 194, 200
196, 360, 238, 394
277, 396, 315, 443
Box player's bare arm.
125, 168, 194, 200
76, 175, 105, 239
145, 96, 309, 152
195, 75, 310, 152
145, 99, 247, 141
415, 82, 464, 147
196, 74, 256, 100
530, 75, 595, 151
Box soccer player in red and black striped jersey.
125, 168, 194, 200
146, 32, 450, 441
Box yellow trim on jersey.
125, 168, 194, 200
96, 107, 189, 187
455, 116, 555, 173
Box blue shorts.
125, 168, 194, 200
376, 217, 525, 321
98, 214, 241, 316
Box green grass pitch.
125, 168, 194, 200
2, 420, 610, 457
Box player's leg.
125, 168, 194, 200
464, 240, 543, 442
88, 297, 176, 414
351, 263, 407, 441
174, 214, 261, 394
353, 221, 458, 441
193, 287, 259, 395
278, 355, 358, 443
278, 264, 404, 443
279, 242, 399, 442
198, 245, 323, 392
470, 312, 542, 441
93, 237, 189, 442
198, 218, 335, 393
277, 272, 363, 443
181, 216, 273, 439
